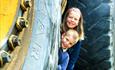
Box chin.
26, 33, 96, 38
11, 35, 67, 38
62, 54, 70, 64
62, 46, 66, 49
68, 26, 75, 29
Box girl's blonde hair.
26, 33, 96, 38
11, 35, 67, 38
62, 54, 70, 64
61, 7, 84, 40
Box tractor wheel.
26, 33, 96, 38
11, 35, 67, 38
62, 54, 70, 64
67, 0, 115, 70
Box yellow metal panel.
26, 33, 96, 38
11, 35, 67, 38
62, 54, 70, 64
0, 0, 19, 44
61, 0, 67, 14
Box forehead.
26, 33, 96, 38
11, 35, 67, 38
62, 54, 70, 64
68, 11, 81, 18
65, 33, 76, 43
68, 8, 81, 14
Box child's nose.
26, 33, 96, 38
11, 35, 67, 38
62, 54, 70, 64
65, 41, 69, 45
71, 18, 75, 22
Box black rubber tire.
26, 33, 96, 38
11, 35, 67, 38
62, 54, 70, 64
66, 0, 115, 70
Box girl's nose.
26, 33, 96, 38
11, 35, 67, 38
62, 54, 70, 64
71, 18, 74, 22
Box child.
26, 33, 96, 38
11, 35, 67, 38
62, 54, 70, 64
58, 29, 79, 70
61, 7, 85, 70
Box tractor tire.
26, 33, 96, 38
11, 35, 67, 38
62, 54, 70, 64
66, 0, 115, 70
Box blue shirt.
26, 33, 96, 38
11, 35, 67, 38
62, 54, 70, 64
67, 41, 82, 70
58, 48, 69, 70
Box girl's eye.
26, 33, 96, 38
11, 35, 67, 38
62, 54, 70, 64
74, 18, 78, 20
68, 16, 73, 18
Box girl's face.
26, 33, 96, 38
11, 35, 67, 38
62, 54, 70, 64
61, 33, 75, 49
66, 11, 81, 28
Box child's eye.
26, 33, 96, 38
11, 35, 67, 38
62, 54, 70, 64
66, 38, 69, 41
68, 16, 73, 19
69, 43, 72, 45
75, 18, 77, 20
74, 18, 78, 20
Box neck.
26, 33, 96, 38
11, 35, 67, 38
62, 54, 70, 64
62, 48, 68, 52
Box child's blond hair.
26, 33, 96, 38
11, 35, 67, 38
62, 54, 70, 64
65, 29, 79, 45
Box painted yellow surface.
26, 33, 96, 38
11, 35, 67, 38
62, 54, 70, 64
0, 0, 19, 44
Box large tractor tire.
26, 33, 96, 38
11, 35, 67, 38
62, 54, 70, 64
65, 0, 115, 70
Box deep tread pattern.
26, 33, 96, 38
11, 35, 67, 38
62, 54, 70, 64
66, 0, 115, 70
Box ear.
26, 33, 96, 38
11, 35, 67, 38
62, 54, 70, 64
62, 33, 65, 39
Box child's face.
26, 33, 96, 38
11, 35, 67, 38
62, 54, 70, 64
66, 10, 81, 28
61, 33, 76, 49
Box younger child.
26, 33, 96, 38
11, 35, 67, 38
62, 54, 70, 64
58, 29, 79, 70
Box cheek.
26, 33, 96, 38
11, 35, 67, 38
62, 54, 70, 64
66, 17, 71, 22
68, 45, 71, 48
61, 38, 66, 45
75, 20, 79, 25
62, 38, 65, 42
